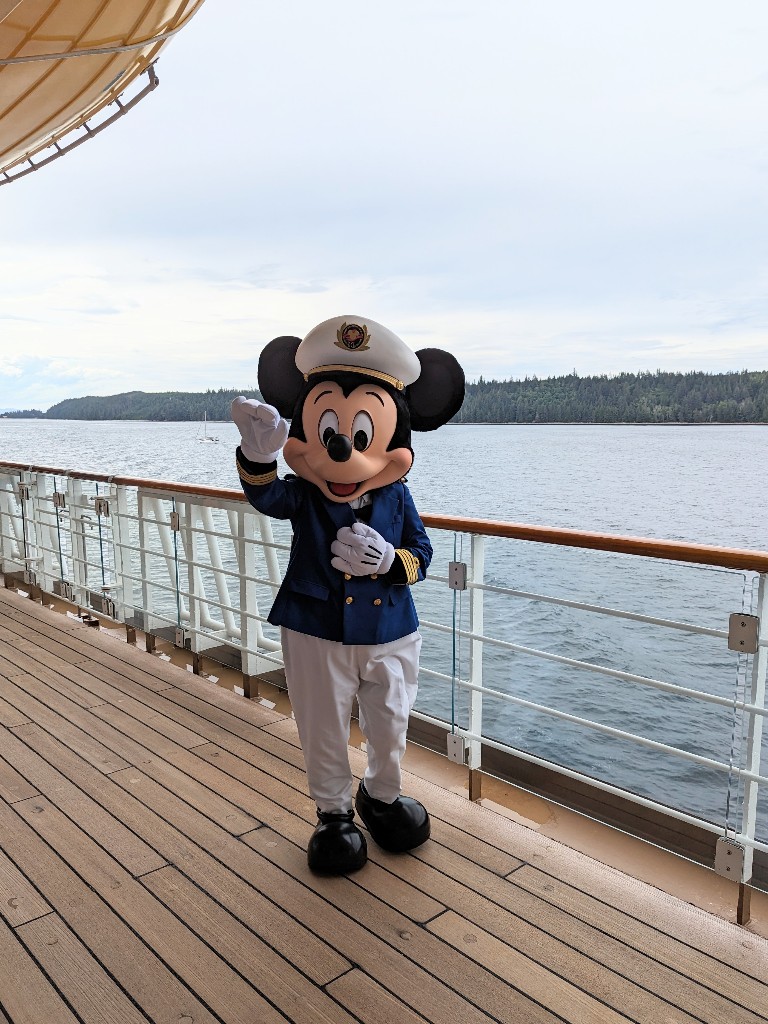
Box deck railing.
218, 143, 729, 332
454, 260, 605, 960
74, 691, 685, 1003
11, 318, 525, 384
1, 459, 766, 912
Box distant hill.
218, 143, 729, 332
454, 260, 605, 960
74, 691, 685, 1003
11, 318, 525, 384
1, 388, 260, 422
1, 370, 767, 423
453, 369, 768, 424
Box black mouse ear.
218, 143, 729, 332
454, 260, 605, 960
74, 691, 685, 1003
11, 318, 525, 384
257, 336, 303, 417
408, 348, 465, 431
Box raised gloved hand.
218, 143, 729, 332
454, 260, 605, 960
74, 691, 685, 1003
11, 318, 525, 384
231, 397, 289, 463
331, 522, 396, 576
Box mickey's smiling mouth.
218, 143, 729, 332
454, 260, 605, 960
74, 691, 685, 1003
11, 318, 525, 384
327, 481, 360, 497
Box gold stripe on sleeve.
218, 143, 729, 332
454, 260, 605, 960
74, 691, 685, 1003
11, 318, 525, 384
237, 462, 277, 486
395, 549, 421, 585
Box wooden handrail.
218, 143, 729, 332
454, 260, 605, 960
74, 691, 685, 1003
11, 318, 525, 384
2, 459, 768, 572
420, 514, 768, 573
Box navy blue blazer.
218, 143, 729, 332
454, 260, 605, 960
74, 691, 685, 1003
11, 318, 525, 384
236, 450, 433, 645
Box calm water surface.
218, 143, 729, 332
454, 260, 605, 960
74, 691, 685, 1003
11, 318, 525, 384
2, 419, 764, 547
1, 420, 766, 833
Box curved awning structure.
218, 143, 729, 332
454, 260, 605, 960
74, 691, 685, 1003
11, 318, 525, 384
0, 0, 206, 182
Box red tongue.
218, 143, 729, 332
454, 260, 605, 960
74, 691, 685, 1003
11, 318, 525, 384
329, 481, 358, 497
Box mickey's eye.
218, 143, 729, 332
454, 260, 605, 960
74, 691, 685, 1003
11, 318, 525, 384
318, 410, 339, 447
352, 411, 374, 452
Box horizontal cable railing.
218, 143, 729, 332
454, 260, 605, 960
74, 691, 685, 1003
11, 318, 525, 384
0, 460, 765, 893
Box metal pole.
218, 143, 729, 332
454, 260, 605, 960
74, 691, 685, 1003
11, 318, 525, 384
468, 533, 485, 800
739, 572, 767, 916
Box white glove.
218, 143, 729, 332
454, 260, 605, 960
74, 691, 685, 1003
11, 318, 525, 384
231, 397, 289, 463
331, 522, 396, 576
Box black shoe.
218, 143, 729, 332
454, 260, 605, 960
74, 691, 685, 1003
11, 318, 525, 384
355, 781, 430, 853
307, 809, 368, 875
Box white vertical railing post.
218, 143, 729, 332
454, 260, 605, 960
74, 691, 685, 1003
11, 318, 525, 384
26, 468, 48, 589
137, 492, 155, 632
49, 476, 71, 593
67, 477, 89, 604
18, 471, 38, 585
180, 500, 200, 651
10, 480, 25, 562
740, 572, 767, 883
0, 477, 15, 569
110, 483, 131, 624
467, 534, 485, 794
33, 473, 55, 591
238, 507, 259, 694
200, 505, 235, 635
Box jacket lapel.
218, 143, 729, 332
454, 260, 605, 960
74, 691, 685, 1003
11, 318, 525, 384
369, 485, 398, 536
320, 492, 356, 532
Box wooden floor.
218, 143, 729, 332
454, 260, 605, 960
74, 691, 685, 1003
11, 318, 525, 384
1, 589, 767, 1024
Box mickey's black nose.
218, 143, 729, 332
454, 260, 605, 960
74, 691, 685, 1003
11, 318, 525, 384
326, 433, 353, 463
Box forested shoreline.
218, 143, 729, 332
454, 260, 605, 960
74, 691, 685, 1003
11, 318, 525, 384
3, 370, 768, 423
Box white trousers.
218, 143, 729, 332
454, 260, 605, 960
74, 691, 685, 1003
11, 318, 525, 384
281, 627, 421, 812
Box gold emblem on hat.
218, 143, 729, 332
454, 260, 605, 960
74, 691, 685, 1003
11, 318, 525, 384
335, 322, 371, 353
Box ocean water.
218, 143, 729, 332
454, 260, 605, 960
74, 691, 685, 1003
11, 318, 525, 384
1, 419, 766, 835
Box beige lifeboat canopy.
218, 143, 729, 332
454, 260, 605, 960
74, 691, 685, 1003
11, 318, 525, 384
0, 0, 206, 183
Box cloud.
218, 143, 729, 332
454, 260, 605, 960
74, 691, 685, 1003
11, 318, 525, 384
0, 0, 766, 409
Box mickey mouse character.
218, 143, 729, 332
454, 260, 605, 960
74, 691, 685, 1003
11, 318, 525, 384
232, 315, 464, 874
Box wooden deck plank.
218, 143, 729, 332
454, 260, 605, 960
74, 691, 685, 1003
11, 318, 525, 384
430, 908, 630, 1024
266, 715, 524, 875
326, 970, 434, 1024
169, 686, 307, 764
0, 679, 130, 775
0, 726, 167, 877
0, 599, 281, 717
7, 723, 353, 986
188, 739, 312, 809
0, 798, 220, 1024
0, 752, 39, 803
3, 588, 768, 1024
192, 743, 445, 922
0, 914, 80, 1024
0, 848, 51, 927
127, 742, 266, 835
1, 659, 109, 708
107, 766, 510, 1024
6, 684, 263, 837
144, 865, 359, 1024
242, 827, 563, 1024
0, 625, 94, 672
0, 607, 187, 693
11, 795, 293, 1024
512, 864, 768, 1016
407, 825, 762, 1024
0, 628, 45, 656
0, 654, 111, 709
16, 914, 150, 1024
1, 659, 208, 765
0, 693, 31, 727
88, 694, 210, 751
433, 867, 757, 1024
4, 670, 218, 788
510, 839, 768, 985
412, 835, 767, 1019
3, 679, 266, 835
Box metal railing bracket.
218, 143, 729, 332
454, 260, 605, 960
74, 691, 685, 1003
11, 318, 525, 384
448, 561, 467, 590
728, 613, 759, 654
715, 836, 746, 881
447, 733, 467, 763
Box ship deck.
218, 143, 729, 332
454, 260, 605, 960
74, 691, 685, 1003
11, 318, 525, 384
1, 587, 767, 1024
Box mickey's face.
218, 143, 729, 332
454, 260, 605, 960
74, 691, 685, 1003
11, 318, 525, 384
283, 381, 413, 503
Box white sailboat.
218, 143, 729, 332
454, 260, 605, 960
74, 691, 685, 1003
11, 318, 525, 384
198, 411, 218, 442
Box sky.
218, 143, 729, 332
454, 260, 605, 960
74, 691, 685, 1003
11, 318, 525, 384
1, 0, 767, 411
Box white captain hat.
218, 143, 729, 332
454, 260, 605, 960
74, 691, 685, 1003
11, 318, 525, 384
295, 315, 421, 391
